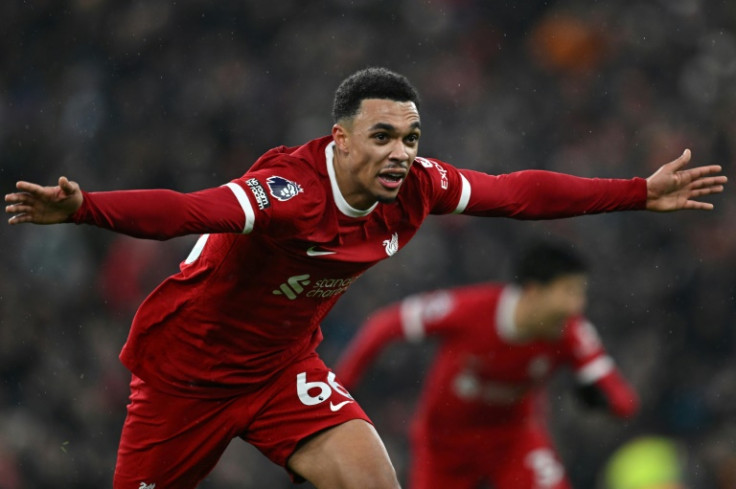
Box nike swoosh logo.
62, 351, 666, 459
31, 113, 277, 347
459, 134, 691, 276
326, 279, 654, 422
329, 400, 353, 412
307, 246, 336, 257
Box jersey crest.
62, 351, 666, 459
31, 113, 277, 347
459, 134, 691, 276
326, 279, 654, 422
266, 175, 303, 201
383, 232, 399, 256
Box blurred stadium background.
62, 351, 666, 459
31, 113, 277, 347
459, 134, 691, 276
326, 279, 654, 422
1, 1, 735, 487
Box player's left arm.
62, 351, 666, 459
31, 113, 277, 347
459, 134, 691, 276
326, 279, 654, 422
450, 149, 725, 218
568, 319, 640, 419
458, 168, 647, 218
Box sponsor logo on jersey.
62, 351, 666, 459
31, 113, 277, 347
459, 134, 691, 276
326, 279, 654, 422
415, 156, 448, 189
246, 178, 270, 210
273, 274, 359, 300
138, 483, 156, 489
266, 175, 303, 201
452, 363, 528, 404
306, 246, 336, 257
272, 274, 311, 300
383, 232, 399, 256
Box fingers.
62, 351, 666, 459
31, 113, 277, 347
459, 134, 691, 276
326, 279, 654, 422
4, 191, 28, 204
5, 197, 33, 223
683, 165, 725, 182
684, 200, 715, 211
667, 148, 692, 171
689, 185, 725, 198
6, 182, 39, 224
59, 176, 75, 195
7, 210, 31, 224
14, 180, 46, 196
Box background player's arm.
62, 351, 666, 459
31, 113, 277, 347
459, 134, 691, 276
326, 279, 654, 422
575, 365, 640, 419
334, 304, 406, 390
336, 291, 458, 389
569, 321, 639, 419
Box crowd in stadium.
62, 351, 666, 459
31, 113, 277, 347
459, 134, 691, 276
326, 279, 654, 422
1, 1, 735, 487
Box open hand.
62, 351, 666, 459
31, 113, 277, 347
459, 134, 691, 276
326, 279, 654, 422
5, 176, 83, 224
645, 149, 727, 211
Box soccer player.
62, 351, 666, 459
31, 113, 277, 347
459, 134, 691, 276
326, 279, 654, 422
335, 242, 640, 489
4, 67, 726, 489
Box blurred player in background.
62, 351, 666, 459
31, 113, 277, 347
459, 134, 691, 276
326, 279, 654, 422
4, 67, 725, 489
335, 241, 640, 489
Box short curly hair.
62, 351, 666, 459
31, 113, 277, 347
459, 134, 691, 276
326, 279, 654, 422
332, 67, 420, 123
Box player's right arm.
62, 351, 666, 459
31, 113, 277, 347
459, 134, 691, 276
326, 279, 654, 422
5, 177, 245, 239
5, 162, 323, 240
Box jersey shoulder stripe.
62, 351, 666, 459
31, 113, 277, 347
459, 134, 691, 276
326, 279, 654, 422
453, 173, 471, 214
224, 182, 255, 233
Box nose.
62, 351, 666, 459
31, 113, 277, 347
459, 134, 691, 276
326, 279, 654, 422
388, 139, 410, 163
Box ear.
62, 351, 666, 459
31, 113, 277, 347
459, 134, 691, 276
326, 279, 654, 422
332, 123, 349, 152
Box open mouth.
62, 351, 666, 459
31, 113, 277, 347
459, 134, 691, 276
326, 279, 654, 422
378, 171, 405, 189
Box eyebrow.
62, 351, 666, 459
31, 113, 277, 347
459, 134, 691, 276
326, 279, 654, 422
368, 121, 422, 132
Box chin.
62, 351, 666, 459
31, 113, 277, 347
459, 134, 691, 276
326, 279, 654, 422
376, 194, 399, 204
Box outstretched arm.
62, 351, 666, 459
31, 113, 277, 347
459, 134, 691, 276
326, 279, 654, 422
5, 177, 247, 239
5, 176, 83, 224
646, 149, 727, 211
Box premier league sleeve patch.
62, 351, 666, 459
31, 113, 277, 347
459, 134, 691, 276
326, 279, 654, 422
246, 178, 271, 210
266, 175, 304, 201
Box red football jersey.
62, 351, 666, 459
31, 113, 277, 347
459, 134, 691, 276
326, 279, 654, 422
71, 135, 646, 397
336, 284, 628, 445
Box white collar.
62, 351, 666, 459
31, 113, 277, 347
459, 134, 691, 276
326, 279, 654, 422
325, 141, 378, 218
496, 285, 523, 343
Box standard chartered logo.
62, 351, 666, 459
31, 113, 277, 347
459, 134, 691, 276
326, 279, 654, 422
273, 274, 359, 300
273, 274, 311, 300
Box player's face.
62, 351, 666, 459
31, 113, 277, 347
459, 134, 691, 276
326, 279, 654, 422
332, 98, 421, 210
533, 274, 588, 338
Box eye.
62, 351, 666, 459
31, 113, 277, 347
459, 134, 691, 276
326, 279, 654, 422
373, 132, 389, 142
405, 133, 420, 144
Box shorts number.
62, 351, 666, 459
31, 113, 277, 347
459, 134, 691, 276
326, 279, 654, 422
296, 371, 352, 406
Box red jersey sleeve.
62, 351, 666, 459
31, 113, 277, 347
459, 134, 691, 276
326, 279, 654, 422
567, 319, 640, 418
70, 154, 326, 240
457, 169, 647, 218
412, 157, 468, 215
334, 290, 460, 389
71, 186, 246, 239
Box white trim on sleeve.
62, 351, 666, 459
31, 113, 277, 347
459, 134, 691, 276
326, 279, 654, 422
400, 296, 426, 342
224, 182, 255, 234
453, 173, 471, 214
576, 356, 614, 384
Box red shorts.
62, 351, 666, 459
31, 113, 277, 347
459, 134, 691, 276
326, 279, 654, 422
113, 352, 371, 489
408, 422, 572, 489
